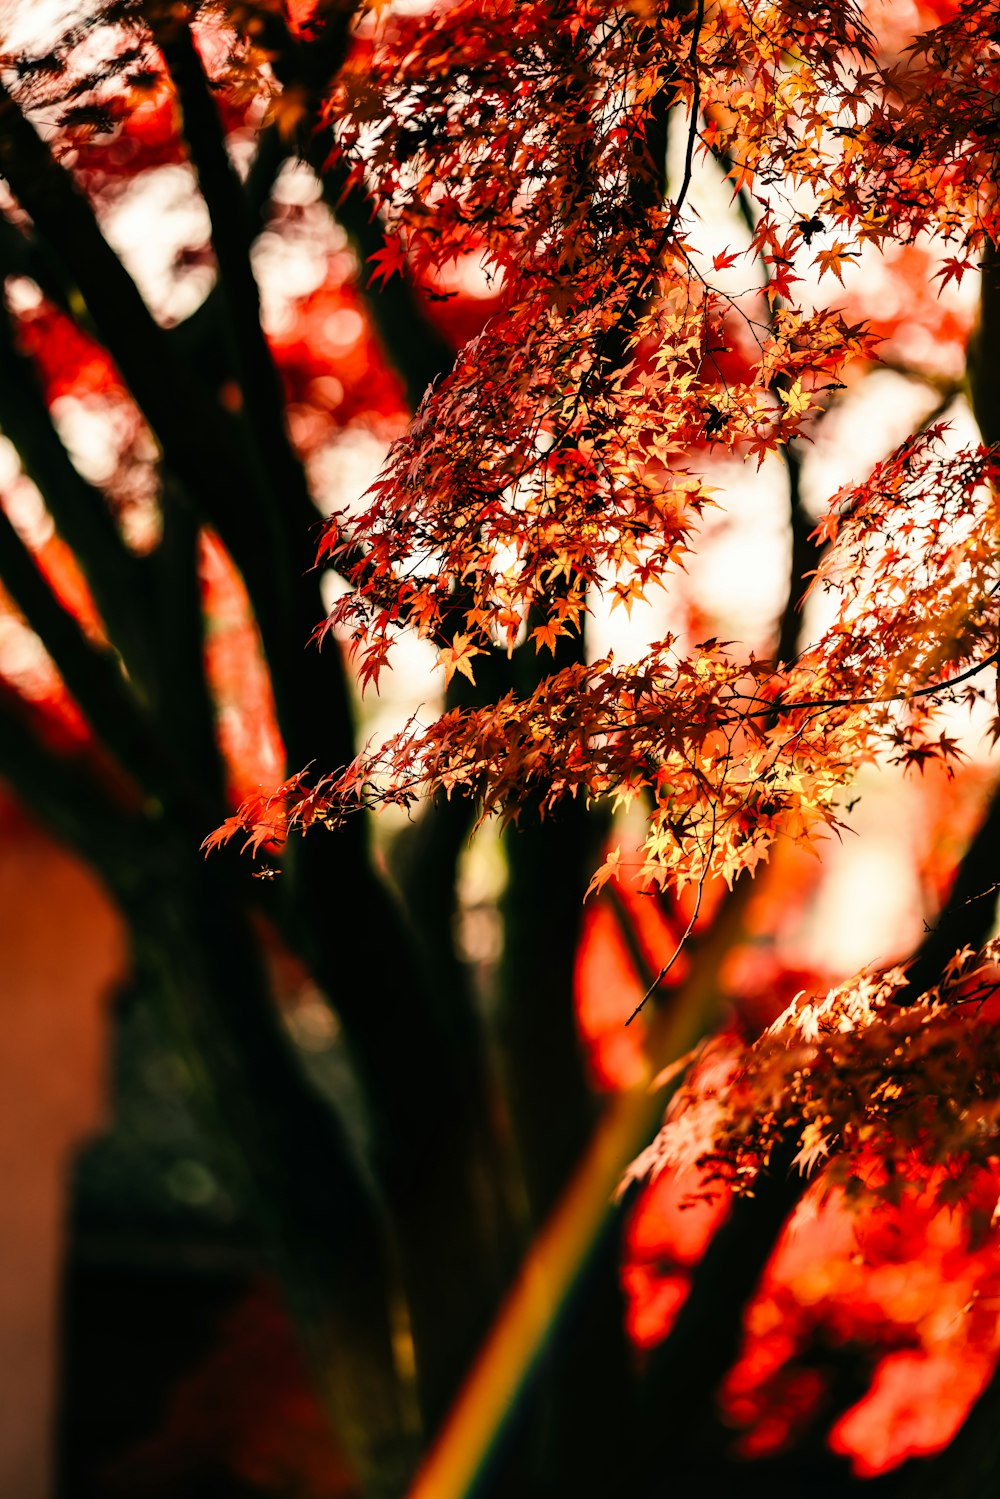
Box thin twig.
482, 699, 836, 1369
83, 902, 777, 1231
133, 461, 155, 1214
735, 647, 999, 718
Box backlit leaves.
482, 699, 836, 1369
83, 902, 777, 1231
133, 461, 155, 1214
218, 437, 1000, 904
201, 0, 1000, 1213
637, 938, 1000, 1210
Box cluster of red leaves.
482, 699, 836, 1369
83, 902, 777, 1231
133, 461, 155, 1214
14, 299, 160, 542
202, 0, 1000, 907
838, 240, 975, 380
619, 926, 1000, 1467
210, 434, 1000, 895
833, 0, 1000, 252
15, 301, 125, 402
630, 938, 1000, 1203
314, 0, 885, 669
4, 0, 1000, 1481
622, 1162, 730, 1351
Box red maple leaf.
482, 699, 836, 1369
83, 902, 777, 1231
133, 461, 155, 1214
367, 236, 409, 288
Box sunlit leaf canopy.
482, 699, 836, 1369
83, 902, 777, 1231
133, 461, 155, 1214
213, 0, 1000, 899
2, 0, 1000, 1487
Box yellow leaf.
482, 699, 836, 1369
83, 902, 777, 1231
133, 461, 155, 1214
439, 633, 484, 687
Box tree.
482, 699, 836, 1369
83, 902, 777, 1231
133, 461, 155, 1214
2, 0, 1000, 1495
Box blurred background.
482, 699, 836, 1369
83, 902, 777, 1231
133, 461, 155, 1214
0, 1, 997, 1496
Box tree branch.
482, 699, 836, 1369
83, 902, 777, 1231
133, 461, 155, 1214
157, 18, 317, 537
0, 499, 168, 801
0, 39, 516, 1449
0, 292, 150, 688
902, 780, 1000, 1002
0, 687, 141, 874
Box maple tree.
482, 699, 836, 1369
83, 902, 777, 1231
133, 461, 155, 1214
3, 0, 1000, 1494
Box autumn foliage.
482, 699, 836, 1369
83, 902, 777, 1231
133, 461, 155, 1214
2, 0, 1000, 1493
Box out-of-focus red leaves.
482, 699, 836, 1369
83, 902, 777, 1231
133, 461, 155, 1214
199, 529, 285, 808
574, 852, 700, 1090
830, 1351, 990, 1477
16, 302, 125, 405
843, 242, 975, 382
6, 0, 1000, 1484
67, 81, 182, 183
574, 895, 679, 1092
101, 1282, 355, 1498
622, 1167, 731, 1349
722, 1161, 1000, 1473
0, 646, 90, 755
270, 270, 407, 447
58, 19, 265, 189
31, 533, 105, 640
867, 0, 965, 59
